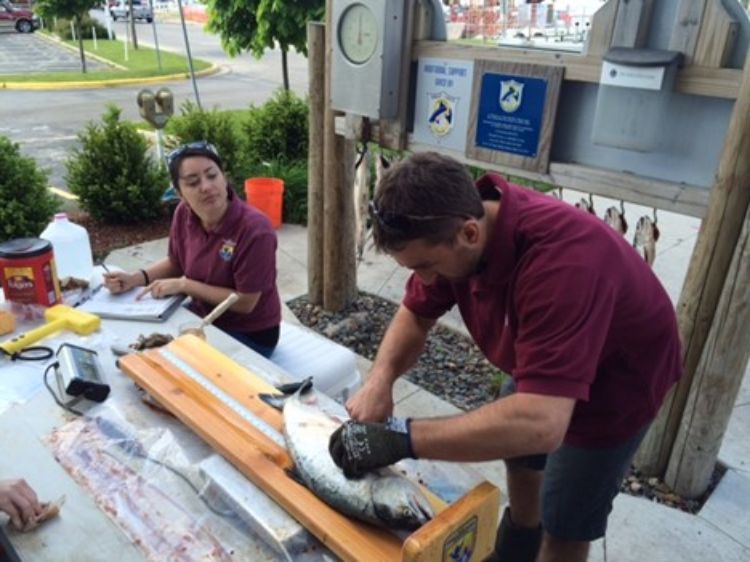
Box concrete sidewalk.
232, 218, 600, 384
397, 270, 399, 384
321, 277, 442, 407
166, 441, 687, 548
106, 188, 750, 561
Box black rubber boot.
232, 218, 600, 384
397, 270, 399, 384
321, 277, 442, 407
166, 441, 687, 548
484, 507, 542, 562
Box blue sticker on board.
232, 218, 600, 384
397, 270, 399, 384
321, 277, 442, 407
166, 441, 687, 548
475, 73, 548, 158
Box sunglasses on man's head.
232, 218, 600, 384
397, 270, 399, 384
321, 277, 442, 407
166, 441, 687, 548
368, 200, 471, 232
166, 141, 219, 168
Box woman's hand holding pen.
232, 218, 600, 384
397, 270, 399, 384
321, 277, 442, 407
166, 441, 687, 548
103, 271, 141, 294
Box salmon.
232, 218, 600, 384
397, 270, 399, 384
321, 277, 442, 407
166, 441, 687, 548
264, 384, 434, 530
575, 196, 596, 215
633, 216, 660, 266
604, 206, 628, 236
353, 149, 371, 261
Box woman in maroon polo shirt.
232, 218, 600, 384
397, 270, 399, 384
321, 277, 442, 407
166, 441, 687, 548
103, 141, 281, 357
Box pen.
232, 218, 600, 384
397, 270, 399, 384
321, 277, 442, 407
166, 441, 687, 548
101, 262, 110, 273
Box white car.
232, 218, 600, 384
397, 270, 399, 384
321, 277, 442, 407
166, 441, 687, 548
109, 0, 153, 23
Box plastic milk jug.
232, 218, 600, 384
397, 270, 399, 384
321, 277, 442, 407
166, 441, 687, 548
40, 213, 94, 281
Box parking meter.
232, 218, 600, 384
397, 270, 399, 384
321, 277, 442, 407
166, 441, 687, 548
155, 88, 174, 119
136, 87, 174, 130
137, 89, 157, 124
137, 88, 175, 168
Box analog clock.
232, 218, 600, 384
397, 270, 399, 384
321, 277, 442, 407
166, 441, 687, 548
338, 3, 379, 65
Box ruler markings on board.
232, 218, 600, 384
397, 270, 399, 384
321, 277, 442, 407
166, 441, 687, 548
158, 348, 286, 448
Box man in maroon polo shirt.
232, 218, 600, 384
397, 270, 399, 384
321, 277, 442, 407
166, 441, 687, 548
329, 152, 682, 562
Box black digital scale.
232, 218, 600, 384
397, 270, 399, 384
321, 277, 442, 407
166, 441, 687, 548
55, 343, 110, 403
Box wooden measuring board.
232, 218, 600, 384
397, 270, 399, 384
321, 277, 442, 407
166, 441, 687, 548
118, 335, 500, 562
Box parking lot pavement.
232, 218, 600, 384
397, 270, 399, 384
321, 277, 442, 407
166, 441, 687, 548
0, 31, 108, 74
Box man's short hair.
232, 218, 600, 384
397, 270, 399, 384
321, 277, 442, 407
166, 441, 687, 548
371, 152, 485, 252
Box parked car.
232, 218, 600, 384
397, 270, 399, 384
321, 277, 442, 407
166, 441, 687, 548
109, 0, 153, 23
0, 0, 39, 33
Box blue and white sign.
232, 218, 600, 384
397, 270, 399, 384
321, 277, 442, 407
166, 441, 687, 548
475, 73, 548, 158
413, 58, 474, 152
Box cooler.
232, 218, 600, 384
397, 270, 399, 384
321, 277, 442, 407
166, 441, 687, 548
269, 322, 361, 404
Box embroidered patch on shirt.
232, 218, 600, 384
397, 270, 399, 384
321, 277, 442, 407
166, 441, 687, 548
219, 240, 236, 262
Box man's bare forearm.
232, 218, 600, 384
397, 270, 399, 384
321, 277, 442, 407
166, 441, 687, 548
369, 305, 435, 384
410, 393, 576, 461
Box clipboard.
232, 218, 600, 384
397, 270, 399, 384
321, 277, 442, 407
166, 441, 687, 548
78, 287, 185, 322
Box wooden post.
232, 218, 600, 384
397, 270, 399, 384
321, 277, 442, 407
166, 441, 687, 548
693, 0, 739, 68
634, 53, 750, 475
665, 200, 750, 497
662, 53, 750, 496
322, 0, 357, 311
307, 22, 325, 305
611, 0, 655, 47
669, 0, 708, 59
584, 0, 619, 57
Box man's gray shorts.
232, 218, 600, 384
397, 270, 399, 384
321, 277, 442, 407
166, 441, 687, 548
501, 378, 648, 542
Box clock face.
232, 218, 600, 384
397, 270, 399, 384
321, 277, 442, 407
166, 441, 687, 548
338, 3, 379, 65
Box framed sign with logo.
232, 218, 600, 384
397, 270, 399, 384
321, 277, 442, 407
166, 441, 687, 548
466, 61, 563, 173
412, 58, 475, 152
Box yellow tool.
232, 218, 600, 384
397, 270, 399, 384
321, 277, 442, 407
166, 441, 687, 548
0, 305, 100, 356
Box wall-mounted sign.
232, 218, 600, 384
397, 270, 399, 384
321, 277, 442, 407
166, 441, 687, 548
412, 58, 475, 152
466, 61, 563, 173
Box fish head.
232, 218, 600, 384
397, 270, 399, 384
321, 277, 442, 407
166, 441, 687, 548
634, 216, 657, 244
575, 198, 595, 215
604, 207, 628, 235
371, 475, 435, 530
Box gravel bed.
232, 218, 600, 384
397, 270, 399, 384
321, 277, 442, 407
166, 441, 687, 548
287, 291, 504, 411
286, 290, 724, 514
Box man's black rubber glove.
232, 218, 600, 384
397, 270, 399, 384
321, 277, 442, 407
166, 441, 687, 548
328, 417, 416, 478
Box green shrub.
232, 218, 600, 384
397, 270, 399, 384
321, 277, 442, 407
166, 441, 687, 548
0, 136, 58, 242
243, 159, 308, 225
244, 90, 308, 163
65, 105, 167, 224
467, 164, 487, 179
164, 100, 245, 187
53, 14, 113, 40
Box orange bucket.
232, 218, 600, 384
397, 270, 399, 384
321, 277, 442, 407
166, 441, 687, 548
245, 177, 284, 229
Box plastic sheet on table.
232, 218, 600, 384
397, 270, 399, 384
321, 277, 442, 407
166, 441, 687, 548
1, 301, 46, 324
0, 363, 46, 415
45, 411, 281, 561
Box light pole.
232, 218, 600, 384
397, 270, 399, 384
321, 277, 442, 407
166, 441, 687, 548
150, 10, 162, 71
176, 0, 202, 109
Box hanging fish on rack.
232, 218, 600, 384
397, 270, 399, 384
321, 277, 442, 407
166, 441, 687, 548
575, 194, 596, 215
633, 213, 660, 266
603, 202, 628, 236
375, 152, 392, 187
353, 147, 371, 262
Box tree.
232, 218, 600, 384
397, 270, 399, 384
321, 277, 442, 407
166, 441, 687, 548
35, 0, 98, 73
128, 0, 139, 50
205, 0, 325, 91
